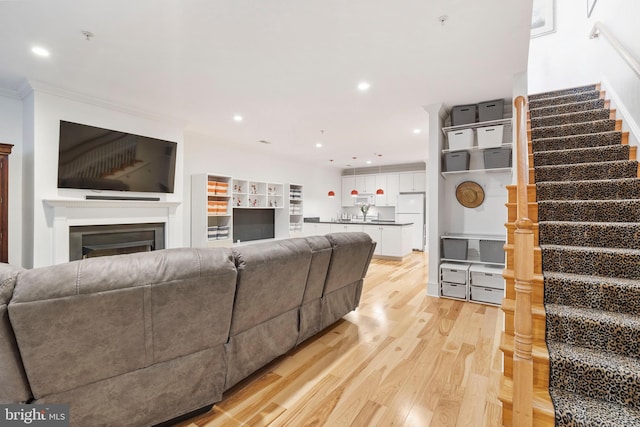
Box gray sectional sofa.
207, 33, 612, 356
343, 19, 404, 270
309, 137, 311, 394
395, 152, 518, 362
0, 232, 375, 426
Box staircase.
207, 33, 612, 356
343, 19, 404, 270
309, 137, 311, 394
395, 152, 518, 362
503, 83, 640, 426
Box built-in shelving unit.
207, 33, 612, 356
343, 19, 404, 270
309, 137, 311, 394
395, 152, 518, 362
289, 184, 303, 235
191, 173, 233, 248
232, 179, 284, 209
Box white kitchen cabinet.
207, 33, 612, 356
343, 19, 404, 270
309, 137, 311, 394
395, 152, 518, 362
341, 176, 356, 207
330, 223, 364, 233
399, 172, 426, 192
355, 175, 376, 194
363, 224, 412, 259
303, 222, 332, 237
386, 174, 399, 206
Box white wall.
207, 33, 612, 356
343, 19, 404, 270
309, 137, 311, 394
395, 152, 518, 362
24, 85, 185, 268
183, 131, 342, 245
528, 0, 640, 142
0, 92, 24, 266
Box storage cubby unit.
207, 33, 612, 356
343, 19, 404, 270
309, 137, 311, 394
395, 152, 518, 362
191, 173, 233, 248
439, 234, 506, 306
233, 179, 284, 209
289, 184, 303, 235
441, 115, 513, 178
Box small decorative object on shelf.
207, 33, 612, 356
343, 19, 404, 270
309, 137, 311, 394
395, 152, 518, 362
251, 184, 257, 194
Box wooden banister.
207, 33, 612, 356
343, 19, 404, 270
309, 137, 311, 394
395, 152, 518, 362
512, 95, 534, 426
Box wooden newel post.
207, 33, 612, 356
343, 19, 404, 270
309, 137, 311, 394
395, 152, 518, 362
511, 95, 534, 426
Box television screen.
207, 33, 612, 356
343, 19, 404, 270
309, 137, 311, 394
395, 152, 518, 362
58, 120, 177, 193
233, 209, 275, 242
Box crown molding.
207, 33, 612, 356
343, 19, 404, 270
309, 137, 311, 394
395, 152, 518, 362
19, 79, 189, 128
0, 87, 21, 100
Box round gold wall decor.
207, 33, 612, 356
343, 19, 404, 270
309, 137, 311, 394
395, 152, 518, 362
456, 181, 484, 208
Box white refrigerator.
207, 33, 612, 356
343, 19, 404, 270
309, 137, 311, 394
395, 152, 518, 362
396, 193, 425, 251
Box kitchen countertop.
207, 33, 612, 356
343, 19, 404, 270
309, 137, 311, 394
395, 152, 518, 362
310, 220, 413, 226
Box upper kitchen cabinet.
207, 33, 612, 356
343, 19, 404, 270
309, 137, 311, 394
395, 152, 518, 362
341, 175, 356, 207
374, 174, 399, 206
399, 171, 426, 192
355, 175, 376, 194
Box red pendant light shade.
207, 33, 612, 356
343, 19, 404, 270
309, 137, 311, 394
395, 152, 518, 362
350, 156, 358, 197
351, 189, 359, 197
375, 154, 384, 195
328, 190, 335, 198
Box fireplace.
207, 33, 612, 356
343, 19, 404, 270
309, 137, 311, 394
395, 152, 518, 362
69, 223, 165, 261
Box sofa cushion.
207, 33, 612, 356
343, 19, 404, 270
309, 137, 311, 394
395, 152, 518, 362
0, 263, 31, 403
324, 232, 375, 294
230, 238, 311, 336
9, 247, 236, 399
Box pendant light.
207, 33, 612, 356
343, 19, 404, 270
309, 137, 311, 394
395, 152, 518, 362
350, 157, 358, 197
375, 154, 384, 196
327, 159, 336, 198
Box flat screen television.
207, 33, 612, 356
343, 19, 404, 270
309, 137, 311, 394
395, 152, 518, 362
57, 120, 177, 193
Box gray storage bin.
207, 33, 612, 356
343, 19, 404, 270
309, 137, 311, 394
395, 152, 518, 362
478, 99, 504, 122
441, 282, 467, 300
451, 104, 477, 126
442, 239, 468, 260
483, 147, 512, 169
479, 239, 505, 263
444, 151, 470, 172
470, 286, 503, 305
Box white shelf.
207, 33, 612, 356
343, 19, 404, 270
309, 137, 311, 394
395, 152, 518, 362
440, 257, 504, 267
191, 174, 233, 248
442, 118, 512, 134
442, 143, 512, 154
441, 233, 505, 241
441, 167, 512, 178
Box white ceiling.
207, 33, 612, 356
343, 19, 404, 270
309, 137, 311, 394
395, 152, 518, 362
0, 0, 532, 169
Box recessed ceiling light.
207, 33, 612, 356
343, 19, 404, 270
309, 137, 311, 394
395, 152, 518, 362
233, 115, 243, 122
366, 160, 372, 165
357, 82, 371, 91
413, 129, 422, 134
31, 46, 50, 57
315, 143, 322, 148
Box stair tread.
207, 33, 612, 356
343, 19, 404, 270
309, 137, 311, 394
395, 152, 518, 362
546, 303, 640, 329
548, 340, 640, 375
533, 144, 626, 157
534, 159, 635, 170
500, 333, 548, 359
551, 388, 640, 427
540, 220, 640, 226
536, 177, 640, 186
541, 244, 640, 255
544, 271, 640, 287
531, 129, 621, 143
528, 84, 599, 102
502, 298, 546, 317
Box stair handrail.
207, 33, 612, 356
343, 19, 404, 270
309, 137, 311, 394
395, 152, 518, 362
511, 95, 534, 427
590, 21, 640, 79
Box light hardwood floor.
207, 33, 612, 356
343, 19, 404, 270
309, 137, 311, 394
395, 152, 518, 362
176, 252, 503, 427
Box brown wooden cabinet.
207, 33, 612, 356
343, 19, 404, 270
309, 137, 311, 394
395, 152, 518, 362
0, 143, 13, 263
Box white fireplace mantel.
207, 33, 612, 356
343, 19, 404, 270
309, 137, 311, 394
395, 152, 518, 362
43, 198, 182, 264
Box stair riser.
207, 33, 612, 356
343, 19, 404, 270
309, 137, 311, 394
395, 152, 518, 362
539, 223, 640, 249
504, 311, 546, 340
545, 278, 640, 316
531, 131, 623, 153
506, 202, 538, 222
530, 109, 612, 129
531, 119, 617, 140
530, 145, 636, 166
529, 98, 605, 119
529, 90, 602, 109
538, 201, 640, 222
536, 180, 640, 201
542, 247, 640, 280
533, 145, 629, 167
534, 161, 638, 183
550, 359, 640, 410
528, 84, 599, 102
546, 313, 640, 358
503, 352, 549, 389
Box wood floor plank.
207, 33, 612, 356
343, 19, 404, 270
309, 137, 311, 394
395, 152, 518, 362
177, 252, 502, 427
